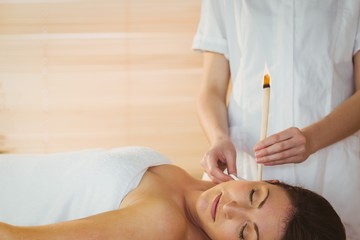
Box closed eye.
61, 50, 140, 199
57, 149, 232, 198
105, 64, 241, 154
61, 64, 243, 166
250, 188, 270, 208
259, 189, 269, 208
239, 223, 247, 240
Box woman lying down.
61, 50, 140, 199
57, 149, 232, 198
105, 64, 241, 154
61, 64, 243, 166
0, 147, 345, 240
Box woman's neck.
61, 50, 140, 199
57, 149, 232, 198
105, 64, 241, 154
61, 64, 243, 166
182, 178, 215, 240
182, 190, 208, 239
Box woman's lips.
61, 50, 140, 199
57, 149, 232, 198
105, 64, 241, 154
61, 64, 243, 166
211, 193, 222, 221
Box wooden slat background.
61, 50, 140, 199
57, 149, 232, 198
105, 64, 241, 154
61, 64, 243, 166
0, 0, 207, 177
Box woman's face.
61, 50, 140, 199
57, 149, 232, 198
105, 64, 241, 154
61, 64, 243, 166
196, 180, 293, 240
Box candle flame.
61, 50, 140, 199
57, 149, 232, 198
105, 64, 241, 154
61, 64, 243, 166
263, 64, 271, 88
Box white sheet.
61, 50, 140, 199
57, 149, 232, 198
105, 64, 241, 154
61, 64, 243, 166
0, 146, 170, 226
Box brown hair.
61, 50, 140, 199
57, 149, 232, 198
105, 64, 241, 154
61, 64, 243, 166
274, 182, 346, 240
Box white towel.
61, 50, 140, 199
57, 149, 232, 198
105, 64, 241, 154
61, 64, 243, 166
0, 146, 170, 226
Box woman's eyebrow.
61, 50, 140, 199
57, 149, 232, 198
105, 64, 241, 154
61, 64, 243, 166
259, 189, 270, 208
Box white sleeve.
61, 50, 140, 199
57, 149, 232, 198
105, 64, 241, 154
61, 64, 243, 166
192, 0, 228, 57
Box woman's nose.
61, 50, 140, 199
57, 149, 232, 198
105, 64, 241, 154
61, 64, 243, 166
222, 201, 251, 219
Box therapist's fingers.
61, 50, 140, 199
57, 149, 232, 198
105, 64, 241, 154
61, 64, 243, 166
256, 146, 307, 165
201, 142, 236, 183
254, 127, 296, 151
254, 127, 310, 165
223, 148, 237, 175
255, 134, 305, 158
262, 155, 306, 166
201, 151, 233, 183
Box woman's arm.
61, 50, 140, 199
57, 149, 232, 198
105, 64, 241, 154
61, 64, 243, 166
4, 199, 186, 240
302, 52, 360, 153
197, 51, 236, 182
255, 51, 360, 165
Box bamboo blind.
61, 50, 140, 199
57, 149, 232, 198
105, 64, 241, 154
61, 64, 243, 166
0, 0, 207, 176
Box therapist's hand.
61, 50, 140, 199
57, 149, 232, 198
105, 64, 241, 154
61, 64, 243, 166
201, 138, 237, 183
254, 127, 311, 166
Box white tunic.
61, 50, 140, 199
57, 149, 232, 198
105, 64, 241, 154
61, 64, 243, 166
193, 1, 360, 239
0, 146, 170, 226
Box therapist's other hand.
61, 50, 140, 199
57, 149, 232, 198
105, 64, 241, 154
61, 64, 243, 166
201, 138, 237, 183
254, 127, 311, 165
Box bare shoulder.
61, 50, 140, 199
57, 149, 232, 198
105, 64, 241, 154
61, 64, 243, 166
120, 165, 211, 240
0, 223, 12, 240
148, 163, 192, 177
121, 164, 196, 207
147, 164, 198, 187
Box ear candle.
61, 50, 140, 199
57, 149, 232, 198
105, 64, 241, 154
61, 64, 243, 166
258, 72, 271, 181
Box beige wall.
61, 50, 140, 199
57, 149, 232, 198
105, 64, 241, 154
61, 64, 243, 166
0, 0, 207, 177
